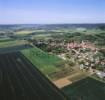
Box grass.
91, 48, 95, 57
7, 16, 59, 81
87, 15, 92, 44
62, 77, 105, 100
0, 40, 26, 48
33, 34, 52, 40
0, 38, 14, 42
21, 47, 62, 76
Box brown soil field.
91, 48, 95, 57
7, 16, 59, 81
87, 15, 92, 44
53, 78, 72, 88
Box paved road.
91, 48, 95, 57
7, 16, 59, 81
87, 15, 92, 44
0, 52, 66, 100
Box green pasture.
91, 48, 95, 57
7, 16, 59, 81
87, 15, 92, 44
22, 47, 62, 76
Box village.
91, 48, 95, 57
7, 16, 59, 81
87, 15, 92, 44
32, 39, 105, 80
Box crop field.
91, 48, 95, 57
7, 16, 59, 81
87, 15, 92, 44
0, 40, 27, 48
0, 45, 32, 54
15, 30, 46, 35
0, 38, 15, 42
15, 30, 36, 35
33, 34, 52, 39
0, 52, 66, 100
62, 77, 105, 100
22, 47, 62, 76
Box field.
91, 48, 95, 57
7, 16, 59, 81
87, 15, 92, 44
21, 47, 62, 76
0, 39, 30, 54
62, 77, 105, 100
15, 30, 46, 35
0, 52, 66, 100
33, 34, 52, 39
0, 45, 32, 54
0, 24, 105, 100
15, 30, 35, 35
0, 40, 27, 48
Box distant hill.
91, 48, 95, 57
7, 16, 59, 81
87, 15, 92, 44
0, 24, 105, 31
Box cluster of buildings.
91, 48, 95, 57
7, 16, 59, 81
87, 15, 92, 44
66, 41, 98, 68
49, 40, 105, 79
32, 39, 105, 79
66, 41, 105, 79
67, 41, 96, 51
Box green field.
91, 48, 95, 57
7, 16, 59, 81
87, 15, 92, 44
0, 40, 27, 48
22, 47, 62, 77
62, 77, 105, 100
33, 34, 51, 39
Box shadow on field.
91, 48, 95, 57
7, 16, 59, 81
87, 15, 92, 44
62, 77, 105, 100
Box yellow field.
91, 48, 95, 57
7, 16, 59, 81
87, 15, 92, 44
15, 30, 45, 35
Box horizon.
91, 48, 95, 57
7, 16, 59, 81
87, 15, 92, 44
0, 23, 105, 25
0, 0, 105, 24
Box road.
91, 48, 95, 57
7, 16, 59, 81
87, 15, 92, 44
0, 52, 66, 100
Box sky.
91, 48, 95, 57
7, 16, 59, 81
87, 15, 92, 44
0, 0, 105, 24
